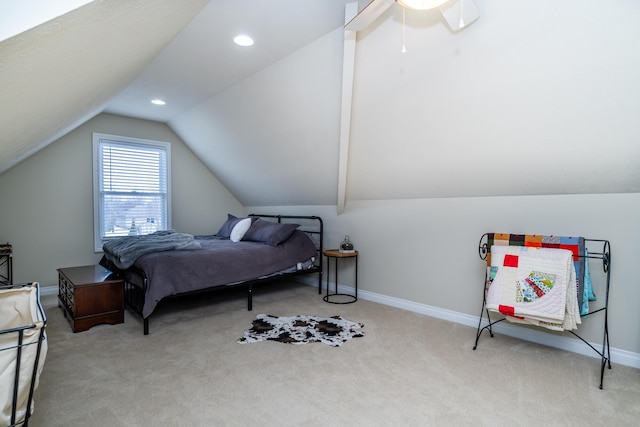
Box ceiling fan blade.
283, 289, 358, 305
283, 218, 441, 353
345, 0, 395, 32
439, 0, 479, 32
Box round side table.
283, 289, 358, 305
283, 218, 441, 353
322, 249, 358, 304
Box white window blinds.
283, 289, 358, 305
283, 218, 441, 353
93, 133, 171, 251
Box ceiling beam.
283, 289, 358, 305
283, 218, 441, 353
337, 2, 359, 214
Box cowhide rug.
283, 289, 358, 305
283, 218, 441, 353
237, 314, 364, 347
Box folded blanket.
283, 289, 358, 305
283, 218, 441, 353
486, 245, 581, 331
103, 230, 201, 269
486, 233, 586, 316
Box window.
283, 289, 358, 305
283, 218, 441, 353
93, 133, 171, 251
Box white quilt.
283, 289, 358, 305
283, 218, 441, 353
486, 246, 580, 331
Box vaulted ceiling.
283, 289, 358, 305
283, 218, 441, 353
0, 0, 355, 179
2, 0, 639, 207
1, 0, 200, 172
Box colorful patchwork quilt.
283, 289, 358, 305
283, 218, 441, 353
486, 245, 581, 331
485, 233, 587, 315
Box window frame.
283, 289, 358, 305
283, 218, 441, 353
92, 132, 172, 252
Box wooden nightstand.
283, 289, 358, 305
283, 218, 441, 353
323, 249, 358, 304
57, 265, 124, 332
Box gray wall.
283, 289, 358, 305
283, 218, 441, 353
0, 0, 637, 366
247, 193, 640, 359
0, 113, 243, 287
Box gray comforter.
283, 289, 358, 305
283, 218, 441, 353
102, 230, 201, 270
101, 230, 318, 318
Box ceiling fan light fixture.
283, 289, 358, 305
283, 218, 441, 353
439, 0, 480, 32
396, 0, 450, 10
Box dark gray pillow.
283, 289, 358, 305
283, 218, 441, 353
215, 214, 256, 238
242, 219, 300, 246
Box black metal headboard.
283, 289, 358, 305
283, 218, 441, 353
249, 214, 324, 261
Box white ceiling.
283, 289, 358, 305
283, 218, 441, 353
0, 0, 359, 175
104, 0, 359, 122
0, 0, 209, 174
3, 0, 639, 207
0, 0, 93, 41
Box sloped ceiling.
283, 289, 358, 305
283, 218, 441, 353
0, 0, 209, 173
104, 0, 357, 123
169, 28, 345, 206
1, 0, 639, 207
0, 0, 358, 208
345, 0, 640, 200
168, 0, 640, 206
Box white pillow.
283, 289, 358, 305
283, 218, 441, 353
230, 218, 252, 242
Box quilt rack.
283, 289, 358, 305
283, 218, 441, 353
473, 233, 612, 389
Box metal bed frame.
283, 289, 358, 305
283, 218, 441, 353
121, 214, 324, 335
473, 234, 612, 389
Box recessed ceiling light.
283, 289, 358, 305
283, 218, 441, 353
233, 34, 254, 47
150, 99, 166, 106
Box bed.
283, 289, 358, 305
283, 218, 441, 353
99, 214, 324, 334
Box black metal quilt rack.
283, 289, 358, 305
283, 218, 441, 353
473, 234, 612, 389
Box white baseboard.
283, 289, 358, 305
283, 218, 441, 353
43, 277, 638, 369
40, 285, 59, 296
296, 277, 640, 370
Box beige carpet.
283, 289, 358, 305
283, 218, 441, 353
29, 280, 640, 426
